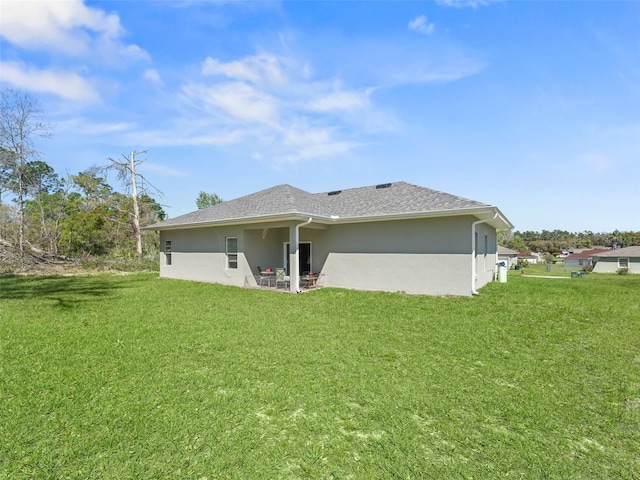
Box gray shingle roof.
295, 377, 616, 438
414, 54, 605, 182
147, 181, 511, 230
592, 246, 640, 257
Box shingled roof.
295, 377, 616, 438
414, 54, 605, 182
147, 181, 512, 230
592, 246, 640, 257
565, 248, 611, 260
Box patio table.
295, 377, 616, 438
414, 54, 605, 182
260, 271, 276, 287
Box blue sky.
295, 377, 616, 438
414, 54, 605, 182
1, 0, 639, 232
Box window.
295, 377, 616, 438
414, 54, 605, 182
483, 235, 488, 270
165, 240, 172, 266
226, 237, 238, 269
619, 258, 629, 269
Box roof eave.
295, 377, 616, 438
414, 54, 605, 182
143, 213, 314, 231
144, 206, 513, 231
319, 206, 512, 229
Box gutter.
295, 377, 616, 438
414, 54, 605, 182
471, 212, 498, 295
292, 217, 313, 293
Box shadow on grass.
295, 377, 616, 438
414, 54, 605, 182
0, 274, 140, 309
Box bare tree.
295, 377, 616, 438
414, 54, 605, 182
106, 150, 161, 257
0, 89, 51, 251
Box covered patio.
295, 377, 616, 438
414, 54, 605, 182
249, 269, 322, 292
242, 219, 327, 293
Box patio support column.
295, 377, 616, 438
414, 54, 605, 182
290, 218, 312, 292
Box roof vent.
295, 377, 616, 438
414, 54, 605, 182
328, 190, 342, 196
375, 183, 392, 189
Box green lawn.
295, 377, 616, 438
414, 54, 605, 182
1, 273, 638, 479
517, 262, 573, 277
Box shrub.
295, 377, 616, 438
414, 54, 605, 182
617, 267, 629, 275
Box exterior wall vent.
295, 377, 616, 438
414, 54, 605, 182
375, 183, 392, 189
328, 190, 342, 196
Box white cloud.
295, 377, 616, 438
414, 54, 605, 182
0, 0, 147, 63
176, 51, 386, 163
75, 121, 136, 135
280, 140, 356, 164
274, 119, 357, 163
183, 82, 278, 125
0, 0, 149, 101
159, 44, 418, 165
143, 69, 163, 85
121, 123, 248, 148
389, 55, 486, 84
408, 16, 435, 35
0, 61, 99, 102
201, 53, 287, 86
143, 162, 188, 178
309, 89, 372, 112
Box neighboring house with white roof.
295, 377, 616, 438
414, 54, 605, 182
592, 246, 640, 274
498, 246, 519, 269
145, 182, 513, 296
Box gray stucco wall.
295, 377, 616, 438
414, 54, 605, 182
321, 252, 471, 295
564, 258, 591, 268
158, 215, 499, 296
593, 257, 640, 274
159, 226, 252, 287
474, 221, 498, 291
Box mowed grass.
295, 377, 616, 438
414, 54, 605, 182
1, 273, 639, 479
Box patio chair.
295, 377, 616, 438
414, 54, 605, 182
275, 268, 289, 289
301, 272, 317, 288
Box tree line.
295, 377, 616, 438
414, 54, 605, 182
501, 229, 640, 254
0, 89, 165, 259
0, 163, 166, 258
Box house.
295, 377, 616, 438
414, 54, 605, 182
591, 246, 640, 274
145, 182, 513, 296
517, 252, 541, 264
563, 248, 610, 269
498, 246, 518, 269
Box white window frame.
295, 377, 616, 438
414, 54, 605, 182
618, 258, 629, 269
226, 237, 238, 269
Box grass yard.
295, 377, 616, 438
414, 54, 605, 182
517, 262, 573, 277
1, 273, 639, 479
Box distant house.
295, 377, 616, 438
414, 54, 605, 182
517, 252, 540, 264
498, 246, 518, 269
145, 182, 513, 296
564, 248, 611, 269
592, 246, 640, 274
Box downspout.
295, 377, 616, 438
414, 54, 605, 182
292, 217, 313, 293
471, 212, 498, 295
